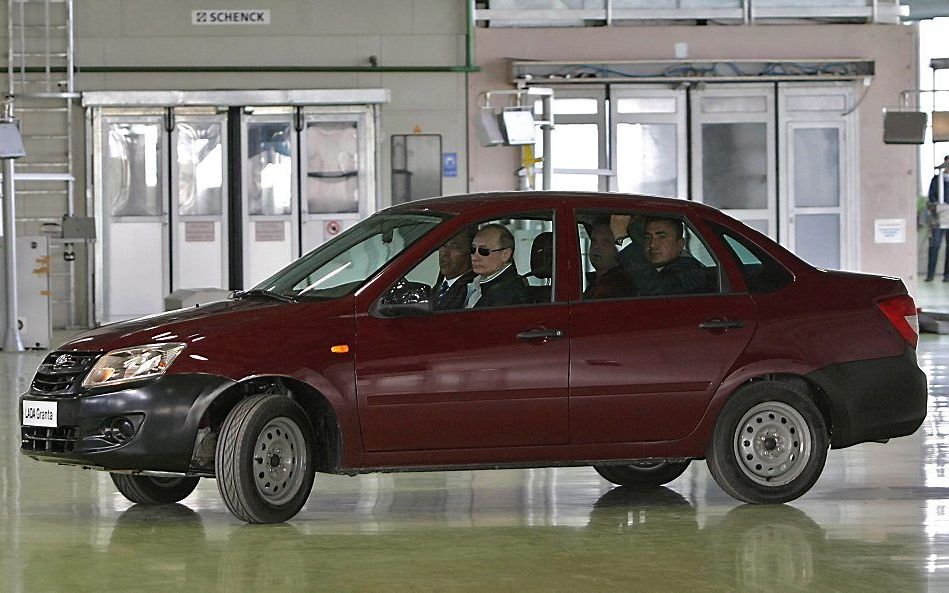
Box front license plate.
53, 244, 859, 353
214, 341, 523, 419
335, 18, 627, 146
22, 400, 57, 427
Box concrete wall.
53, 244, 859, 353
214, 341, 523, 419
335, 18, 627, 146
0, 2, 924, 326
469, 24, 921, 284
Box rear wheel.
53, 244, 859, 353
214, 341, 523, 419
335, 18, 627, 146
593, 460, 691, 488
110, 473, 200, 504
706, 381, 828, 504
215, 394, 316, 524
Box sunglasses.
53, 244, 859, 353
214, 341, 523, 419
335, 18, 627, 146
470, 245, 509, 256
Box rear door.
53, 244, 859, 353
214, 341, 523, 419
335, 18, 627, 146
569, 207, 756, 444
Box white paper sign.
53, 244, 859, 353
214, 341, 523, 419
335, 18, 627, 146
22, 400, 57, 427
192, 10, 271, 25
874, 218, 906, 244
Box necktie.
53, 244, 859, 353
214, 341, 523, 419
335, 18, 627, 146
437, 280, 450, 304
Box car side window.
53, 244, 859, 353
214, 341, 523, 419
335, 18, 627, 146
396, 211, 555, 311
577, 209, 722, 300
712, 224, 793, 294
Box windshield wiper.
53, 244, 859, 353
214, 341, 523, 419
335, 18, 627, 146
231, 289, 296, 303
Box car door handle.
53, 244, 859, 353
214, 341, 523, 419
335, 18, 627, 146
516, 328, 565, 341
699, 319, 745, 330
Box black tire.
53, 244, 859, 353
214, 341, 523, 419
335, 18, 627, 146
215, 394, 316, 524
110, 473, 200, 504
706, 380, 828, 504
593, 459, 691, 488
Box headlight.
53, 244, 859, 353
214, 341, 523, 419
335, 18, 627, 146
82, 343, 187, 388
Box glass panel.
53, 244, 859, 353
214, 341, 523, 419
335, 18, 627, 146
616, 123, 677, 196
246, 122, 293, 216
616, 97, 677, 114
702, 96, 768, 114
552, 98, 599, 115
794, 213, 840, 270
177, 122, 223, 216
306, 121, 359, 214
702, 122, 768, 209
793, 127, 840, 207
105, 123, 162, 217
551, 123, 599, 170
552, 173, 600, 191
786, 95, 847, 112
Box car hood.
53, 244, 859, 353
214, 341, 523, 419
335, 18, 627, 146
58, 299, 292, 352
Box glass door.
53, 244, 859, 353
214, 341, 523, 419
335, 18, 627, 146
779, 83, 855, 270
610, 86, 687, 198
95, 113, 168, 322
171, 111, 228, 290
538, 88, 607, 191
299, 106, 376, 253
241, 110, 298, 288
690, 84, 777, 237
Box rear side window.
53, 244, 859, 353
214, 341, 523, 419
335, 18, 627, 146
713, 224, 793, 294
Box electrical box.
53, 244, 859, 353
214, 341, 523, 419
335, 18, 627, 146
883, 110, 927, 144
0, 236, 51, 349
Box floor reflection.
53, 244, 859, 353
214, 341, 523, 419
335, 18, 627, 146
9, 483, 933, 593
7, 335, 949, 590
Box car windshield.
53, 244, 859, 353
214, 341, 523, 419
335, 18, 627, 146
247, 211, 448, 301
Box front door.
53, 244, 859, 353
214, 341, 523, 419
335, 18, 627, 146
355, 211, 569, 454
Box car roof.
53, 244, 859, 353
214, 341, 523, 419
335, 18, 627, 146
385, 191, 720, 217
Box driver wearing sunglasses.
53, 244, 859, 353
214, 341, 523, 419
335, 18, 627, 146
465, 223, 532, 309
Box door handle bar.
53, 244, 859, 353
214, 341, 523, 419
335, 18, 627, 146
699, 319, 745, 330
517, 328, 565, 340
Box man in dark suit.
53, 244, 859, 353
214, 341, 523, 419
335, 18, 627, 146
433, 227, 476, 311
626, 216, 705, 296
465, 223, 531, 308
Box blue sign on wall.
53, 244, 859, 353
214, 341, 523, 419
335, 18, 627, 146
442, 152, 458, 177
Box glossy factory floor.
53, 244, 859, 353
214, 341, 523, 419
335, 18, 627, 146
1, 330, 948, 592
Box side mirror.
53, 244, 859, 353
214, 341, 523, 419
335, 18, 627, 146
372, 279, 433, 318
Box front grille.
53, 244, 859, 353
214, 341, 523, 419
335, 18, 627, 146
30, 351, 100, 396
21, 426, 78, 453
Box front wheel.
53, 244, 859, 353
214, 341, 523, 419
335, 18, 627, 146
215, 394, 316, 524
593, 460, 691, 488
110, 473, 200, 504
706, 381, 828, 504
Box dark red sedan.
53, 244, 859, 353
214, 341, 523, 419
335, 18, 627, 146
20, 192, 927, 523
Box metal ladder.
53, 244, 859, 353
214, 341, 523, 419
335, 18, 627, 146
7, 0, 83, 329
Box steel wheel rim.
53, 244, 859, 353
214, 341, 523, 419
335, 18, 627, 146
734, 401, 811, 486
253, 416, 307, 506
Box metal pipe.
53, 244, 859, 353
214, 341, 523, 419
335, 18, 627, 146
541, 94, 553, 191
10, 64, 481, 74
466, 0, 476, 70
1, 100, 23, 351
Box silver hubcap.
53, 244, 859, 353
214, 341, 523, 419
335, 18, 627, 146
734, 402, 811, 486
253, 417, 307, 505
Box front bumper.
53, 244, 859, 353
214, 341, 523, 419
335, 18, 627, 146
808, 347, 928, 449
20, 373, 235, 473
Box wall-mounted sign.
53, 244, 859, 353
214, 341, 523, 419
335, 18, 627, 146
255, 221, 286, 242
192, 10, 271, 25
874, 218, 906, 244
184, 221, 216, 242
442, 152, 458, 178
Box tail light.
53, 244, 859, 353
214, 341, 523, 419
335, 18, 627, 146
877, 294, 919, 349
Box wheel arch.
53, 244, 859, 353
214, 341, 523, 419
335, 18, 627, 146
199, 375, 344, 473
690, 360, 835, 452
